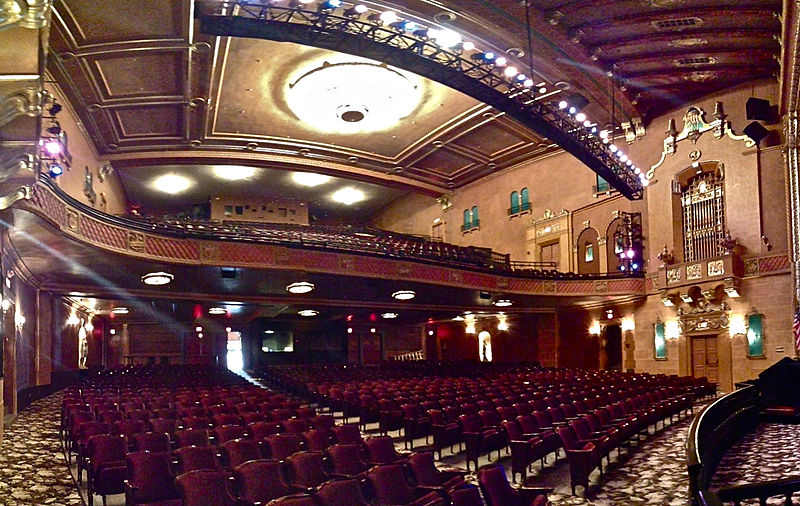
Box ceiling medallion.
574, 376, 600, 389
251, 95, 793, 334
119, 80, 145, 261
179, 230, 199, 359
286, 61, 421, 134
683, 71, 716, 82
668, 37, 707, 48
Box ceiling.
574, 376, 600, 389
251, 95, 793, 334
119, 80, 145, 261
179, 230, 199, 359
46, 0, 782, 214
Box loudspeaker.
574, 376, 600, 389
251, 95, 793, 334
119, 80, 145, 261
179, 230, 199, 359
479, 291, 491, 300
220, 267, 237, 279
743, 121, 769, 144
746, 97, 777, 122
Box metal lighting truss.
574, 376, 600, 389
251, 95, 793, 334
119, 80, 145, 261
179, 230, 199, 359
199, 1, 644, 200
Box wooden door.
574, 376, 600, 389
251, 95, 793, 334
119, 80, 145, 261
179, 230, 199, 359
541, 242, 560, 270
691, 336, 719, 383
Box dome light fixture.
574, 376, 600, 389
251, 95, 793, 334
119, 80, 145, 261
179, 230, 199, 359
493, 299, 513, 307
208, 307, 227, 315
213, 165, 256, 181
381, 312, 398, 319
298, 309, 319, 317
292, 171, 331, 187
287, 281, 315, 294
392, 290, 416, 300
331, 187, 365, 205
152, 174, 192, 194
111, 307, 130, 314
141, 272, 174, 286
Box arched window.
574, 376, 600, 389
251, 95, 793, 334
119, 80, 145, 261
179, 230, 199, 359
509, 191, 519, 214
520, 187, 529, 211
463, 209, 471, 230
471, 206, 479, 227
577, 228, 599, 274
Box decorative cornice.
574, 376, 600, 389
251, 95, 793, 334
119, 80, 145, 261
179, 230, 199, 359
0, 87, 40, 127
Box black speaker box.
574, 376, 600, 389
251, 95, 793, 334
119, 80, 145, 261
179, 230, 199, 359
746, 97, 778, 123
743, 121, 769, 144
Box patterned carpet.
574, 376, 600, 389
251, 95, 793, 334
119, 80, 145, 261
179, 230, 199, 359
0, 387, 706, 506
710, 423, 800, 505
0, 391, 84, 506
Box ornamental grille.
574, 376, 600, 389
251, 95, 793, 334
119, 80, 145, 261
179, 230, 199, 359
682, 171, 725, 262
652, 17, 703, 30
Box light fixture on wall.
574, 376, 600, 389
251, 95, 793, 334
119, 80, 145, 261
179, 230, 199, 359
287, 282, 315, 294
14, 309, 24, 329
2, 298, 11, 312
66, 311, 80, 326
588, 320, 601, 335
465, 314, 476, 334
497, 314, 508, 331
620, 317, 635, 331
381, 312, 398, 319
729, 314, 746, 338
141, 272, 174, 286
665, 319, 680, 339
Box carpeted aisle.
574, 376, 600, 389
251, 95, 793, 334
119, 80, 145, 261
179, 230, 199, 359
0, 391, 83, 506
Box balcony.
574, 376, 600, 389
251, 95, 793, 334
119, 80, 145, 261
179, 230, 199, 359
507, 202, 532, 216
461, 219, 480, 233
657, 254, 743, 291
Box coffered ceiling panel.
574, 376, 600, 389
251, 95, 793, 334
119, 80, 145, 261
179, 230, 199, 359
55, 0, 188, 45
413, 148, 478, 177
451, 122, 528, 158
113, 105, 184, 138
92, 52, 185, 99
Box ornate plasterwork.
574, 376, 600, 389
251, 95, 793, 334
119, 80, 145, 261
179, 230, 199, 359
0, 0, 51, 30
0, 87, 40, 127
647, 104, 754, 180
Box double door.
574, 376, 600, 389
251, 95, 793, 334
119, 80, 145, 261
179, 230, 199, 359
691, 336, 718, 384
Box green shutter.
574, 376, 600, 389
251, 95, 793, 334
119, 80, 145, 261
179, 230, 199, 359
654, 322, 666, 359
747, 313, 763, 357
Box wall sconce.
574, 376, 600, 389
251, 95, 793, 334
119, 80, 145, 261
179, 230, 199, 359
14, 309, 25, 329
680, 293, 693, 304
729, 313, 747, 338
620, 316, 635, 331
665, 319, 680, 340
66, 310, 80, 326
724, 278, 741, 298
465, 314, 476, 334
1, 298, 10, 312
589, 320, 601, 335
497, 314, 508, 331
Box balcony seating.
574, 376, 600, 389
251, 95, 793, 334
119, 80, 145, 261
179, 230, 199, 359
176, 428, 211, 448
502, 420, 549, 483
449, 483, 484, 506
302, 429, 331, 452
428, 409, 462, 459
364, 435, 408, 465
477, 464, 551, 506
264, 433, 305, 461
124, 451, 181, 506
406, 451, 466, 491
402, 403, 431, 449
132, 432, 171, 453
176, 469, 236, 506
175, 445, 221, 473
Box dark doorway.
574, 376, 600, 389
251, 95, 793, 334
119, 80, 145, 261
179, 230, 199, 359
604, 324, 622, 371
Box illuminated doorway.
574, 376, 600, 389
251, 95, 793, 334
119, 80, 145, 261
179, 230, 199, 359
478, 331, 493, 362
226, 330, 243, 372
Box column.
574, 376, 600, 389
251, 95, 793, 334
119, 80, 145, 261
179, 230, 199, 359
121, 323, 130, 364
785, 112, 800, 354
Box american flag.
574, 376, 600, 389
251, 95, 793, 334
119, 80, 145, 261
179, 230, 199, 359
794, 306, 800, 354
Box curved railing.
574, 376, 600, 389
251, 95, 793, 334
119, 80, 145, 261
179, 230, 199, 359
31, 176, 643, 282
686, 384, 760, 505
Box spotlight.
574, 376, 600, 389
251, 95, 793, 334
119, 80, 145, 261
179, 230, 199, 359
575, 112, 586, 122
558, 100, 568, 110
318, 0, 341, 10
494, 57, 507, 66
344, 4, 367, 16
428, 28, 462, 48
470, 51, 496, 63
49, 164, 63, 177
599, 130, 609, 139
46, 123, 62, 135
462, 41, 475, 51
539, 86, 547, 93
524, 79, 534, 87
377, 10, 398, 23
564, 93, 589, 111
390, 20, 416, 31
568, 106, 577, 115
44, 140, 61, 155
583, 120, 592, 127
504, 66, 518, 77
608, 144, 618, 153
48, 102, 62, 116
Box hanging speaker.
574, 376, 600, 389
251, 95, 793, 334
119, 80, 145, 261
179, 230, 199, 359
745, 97, 777, 123
743, 121, 769, 144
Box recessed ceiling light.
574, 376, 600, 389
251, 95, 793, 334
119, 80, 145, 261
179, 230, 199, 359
152, 174, 192, 194
141, 272, 174, 286
265, 330, 275, 334
213, 165, 256, 180
292, 172, 332, 187
392, 290, 416, 300
493, 299, 513, 307
381, 312, 398, 319
111, 307, 129, 314
331, 187, 365, 205
208, 307, 227, 315
452, 315, 465, 321
287, 282, 315, 294
298, 309, 319, 317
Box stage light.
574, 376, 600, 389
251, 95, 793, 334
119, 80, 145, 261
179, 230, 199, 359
558, 100, 568, 110
462, 41, 475, 51
599, 130, 609, 138
378, 10, 398, 23
494, 57, 507, 66
319, 0, 341, 9
504, 66, 518, 77
48, 102, 62, 115
609, 144, 618, 153
49, 164, 63, 177
568, 106, 577, 115
470, 51, 496, 63
46, 123, 62, 135
539, 86, 547, 93
429, 28, 462, 48
344, 4, 367, 16
524, 79, 534, 87
575, 112, 586, 122
44, 141, 61, 155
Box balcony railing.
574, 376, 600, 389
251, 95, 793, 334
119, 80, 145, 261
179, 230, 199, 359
507, 202, 532, 216
461, 219, 480, 232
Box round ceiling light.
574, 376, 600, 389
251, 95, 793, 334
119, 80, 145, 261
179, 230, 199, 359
292, 171, 332, 187
286, 61, 421, 133
298, 309, 319, 317
392, 290, 416, 301
287, 281, 315, 294
111, 307, 129, 314
331, 187, 365, 205
151, 174, 192, 194
381, 312, 398, 319
141, 272, 174, 286
493, 299, 513, 307
208, 307, 227, 315
213, 165, 256, 180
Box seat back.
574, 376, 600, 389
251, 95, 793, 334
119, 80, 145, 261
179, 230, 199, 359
326, 443, 368, 476
302, 429, 330, 452
364, 436, 401, 464
176, 445, 220, 473
285, 451, 329, 488
176, 428, 210, 448
234, 459, 290, 504
366, 463, 415, 504
450, 483, 484, 506
316, 478, 370, 506
126, 451, 178, 503
133, 431, 171, 452
87, 434, 127, 472
176, 469, 236, 506
477, 464, 517, 506
265, 433, 305, 460
248, 421, 283, 440
407, 451, 441, 486
331, 423, 362, 444
222, 439, 263, 467
214, 424, 247, 445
